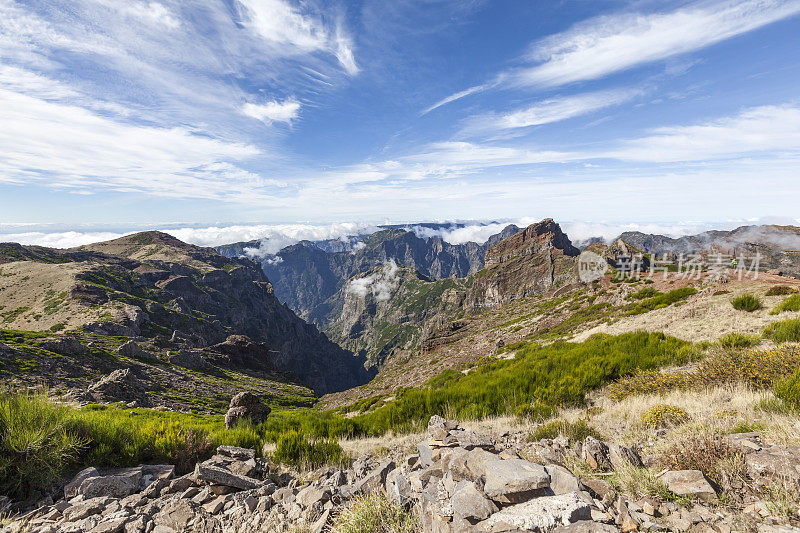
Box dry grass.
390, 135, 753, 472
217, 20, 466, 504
561, 384, 800, 447
573, 278, 800, 344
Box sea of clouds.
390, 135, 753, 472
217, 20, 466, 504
2, 217, 799, 253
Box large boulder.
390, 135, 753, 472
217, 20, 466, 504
117, 340, 149, 358
88, 368, 147, 405
224, 392, 271, 429
483, 458, 550, 503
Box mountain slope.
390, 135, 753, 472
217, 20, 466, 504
0, 231, 372, 394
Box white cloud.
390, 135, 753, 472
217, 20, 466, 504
431, 0, 800, 110
242, 99, 301, 124
609, 104, 800, 162
420, 84, 490, 115
461, 89, 641, 136
346, 260, 400, 302
515, 0, 800, 88
0, 86, 276, 201
237, 0, 359, 74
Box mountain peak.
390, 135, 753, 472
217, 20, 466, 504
486, 218, 578, 265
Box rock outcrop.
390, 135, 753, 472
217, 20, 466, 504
224, 392, 271, 429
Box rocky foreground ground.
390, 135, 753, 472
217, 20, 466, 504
3, 416, 800, 533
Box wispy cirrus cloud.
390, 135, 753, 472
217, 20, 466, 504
515, 0, 800, 88
608, 104, 800, 162
237, 0, 359, 74
429, 0, 800, 110
459, 88, 642, 137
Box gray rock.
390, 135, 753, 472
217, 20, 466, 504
660, 470, 717, 502
746, 447, 800, 481
296, 486, 330, 508
450, 480, 498, 521
168, 350, 211, 371
195, 462, 262, 491
117, 340, 148, 359
40, 337, 88, 356
65, 467, 100, 498
341, 460, 395, 499
545, 464, 582, 495
62, 497, 111, 522
88, 368, 147, 405
607, 443, 644, 470
477, 492, 591, 532
216, 446, 256, 461
450, 447, 498, 482
78, 472, 141, 499
483, 458, 550, 503
582, 437, 612, 471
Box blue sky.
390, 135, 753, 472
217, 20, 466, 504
1, 0, 800, 239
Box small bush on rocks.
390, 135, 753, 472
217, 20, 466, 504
641, 404, 689, 429
609, 346, 800, 400
528, 418, 603, 442
731, 294, 763, 312
660, 430, 745, 489
331, 492, 418, 533
0, 391, 86, 500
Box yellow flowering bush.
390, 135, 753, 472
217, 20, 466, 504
641, 404, 689, 429
609, 346, 800, 400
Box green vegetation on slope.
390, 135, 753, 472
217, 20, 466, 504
763, 318, 800, 343
771, 294, 800, 314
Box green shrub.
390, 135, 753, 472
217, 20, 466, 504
718, 332, 759, 349
731, 294, 763, 312
640, 404, 689, 429
0, 392, 87, 499
331, 493, 418, 533
770, 294, 800, 315
775, 367, 800, 409
351, 332, 698, 435
763, 318, 800, 343
629, 287, 661, 300
271, 429, 347, 470
626, 288, 697, 315
766, 286, 798, 296
528, 419, 603, 442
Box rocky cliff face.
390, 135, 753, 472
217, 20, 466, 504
313, 265, 470, 367
0, 232, 372, 394
464, 219, 580, 309
217, 225, 520, 321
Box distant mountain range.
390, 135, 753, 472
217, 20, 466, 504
217, 221, 800, 367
